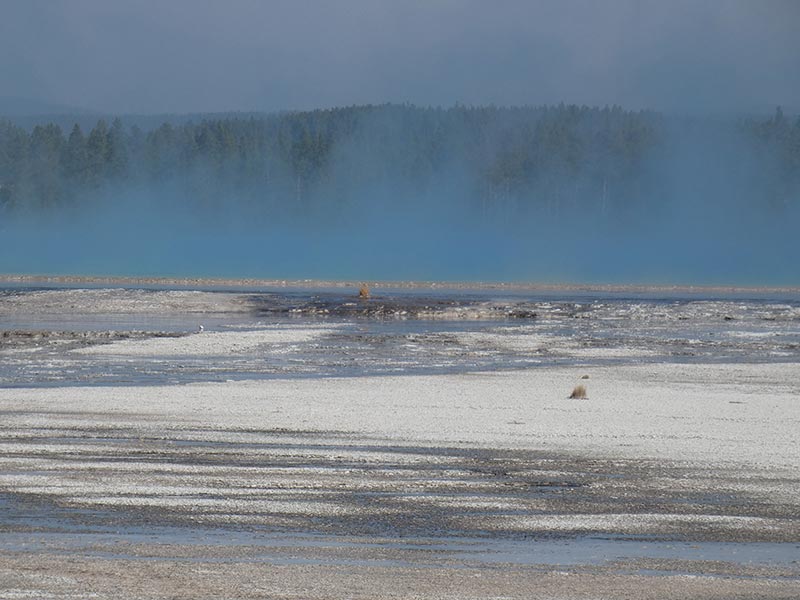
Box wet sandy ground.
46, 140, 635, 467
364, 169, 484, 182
2, 555, 799, 600
1, 363, 799, 598
3, 285, 800, 391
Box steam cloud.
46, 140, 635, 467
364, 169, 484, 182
1, 2, 798, 284
2, 107, 798, 285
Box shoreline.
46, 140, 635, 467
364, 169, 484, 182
2, 273, 799, 295
2, 315, 798, 596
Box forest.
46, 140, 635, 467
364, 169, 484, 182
0, 104, 798, 225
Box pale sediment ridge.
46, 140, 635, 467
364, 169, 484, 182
2, 362, 798, 469
73, 325, 342, 357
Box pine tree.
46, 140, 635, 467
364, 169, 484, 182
86, 119, 110, 188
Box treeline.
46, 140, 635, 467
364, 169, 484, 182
746, 107, 800, 210
0, 104, 797, 220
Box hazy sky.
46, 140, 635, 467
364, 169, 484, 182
2, 0, 798, 115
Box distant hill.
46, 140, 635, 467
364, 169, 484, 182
0, 96, 98, 117
5, 107, 275, 132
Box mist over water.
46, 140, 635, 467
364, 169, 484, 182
2, 108, 798, 286
0, 146, 800, 285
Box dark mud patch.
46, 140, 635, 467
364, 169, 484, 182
2, 426, 798, 543
1, 492, 799, 582
0, 329, 187, 352
244, 291, 541, 320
